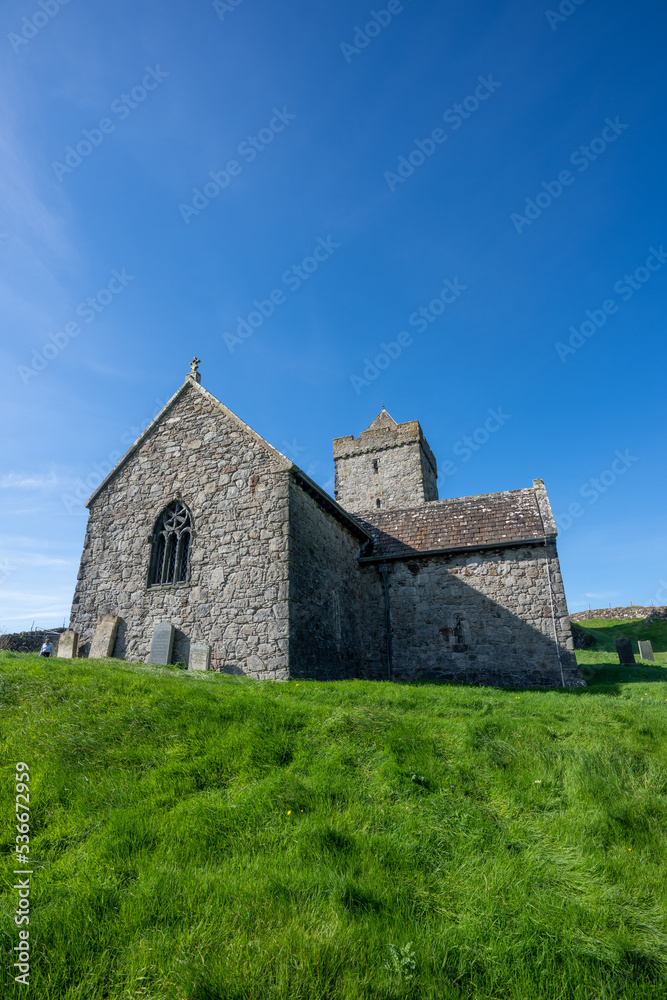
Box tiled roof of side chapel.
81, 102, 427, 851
355, 486, 554, 560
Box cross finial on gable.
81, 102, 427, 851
188, 357, 201, 384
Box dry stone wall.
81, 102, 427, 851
0, 629, 65, 653
570, 606, 667, 622
69, 382, 291, 678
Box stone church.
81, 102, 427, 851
69, 360, 583, 687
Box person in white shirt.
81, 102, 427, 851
39, 640, 53, 657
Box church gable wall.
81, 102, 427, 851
359, 542, 581, 687
69, 383, 291, 677
287, 477, 364, 680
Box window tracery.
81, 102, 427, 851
149, 502, 192, 586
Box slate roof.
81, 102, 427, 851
355, 487, 550, 559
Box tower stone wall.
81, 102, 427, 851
333, 408, 438, 513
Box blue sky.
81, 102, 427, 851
1, 0, 666, 632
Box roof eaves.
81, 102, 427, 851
359, 534, 554, 562
292, 469, 373, 543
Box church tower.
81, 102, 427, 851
333, 406, 438, 514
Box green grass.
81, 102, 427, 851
2, 635, 667, 1000
573, 617, 667, 680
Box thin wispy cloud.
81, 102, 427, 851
0, 471, 63, 490
1, 555, 72, 569
0, 534, 72, 550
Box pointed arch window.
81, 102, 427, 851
149, 502, 192, 586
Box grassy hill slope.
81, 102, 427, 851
1, 644, 667, 1000
573, 617, 667, 676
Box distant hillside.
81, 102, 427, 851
1, 650, 667, 999
571, 617, 667, 673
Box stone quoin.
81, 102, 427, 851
68, 361, 584, 687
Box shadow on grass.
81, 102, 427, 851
4, 649, 666, 701
560, 660, 667, 696
389, 661, 667, 699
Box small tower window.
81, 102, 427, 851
376, 498, 382, 508
149, 501, 192, 586
372, 459, 379, 473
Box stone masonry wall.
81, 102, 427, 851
69, 382, 291, 679
288, 477, 365, 680
333, 421, 438, 513
358, 541, 583, 687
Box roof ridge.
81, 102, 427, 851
351, 486, 537, 518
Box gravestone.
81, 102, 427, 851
638, 640, 655, 661
149, 622, 174, 664
615, 637, 635, 665
89, 615, 121, 658
57, 630, 78, 659
189, 642, 211, 671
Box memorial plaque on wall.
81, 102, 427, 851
148, 622, 175, 665
89, 615, 121, 659
189, 642, 211, 671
